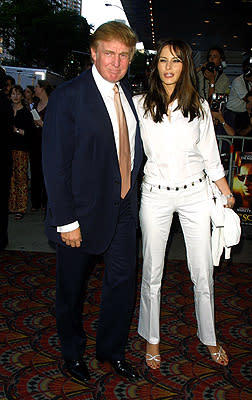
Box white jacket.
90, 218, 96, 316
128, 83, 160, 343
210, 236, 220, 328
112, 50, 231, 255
212, 208, 241, 266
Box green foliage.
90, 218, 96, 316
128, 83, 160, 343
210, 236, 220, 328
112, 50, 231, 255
0, 0, 91, 75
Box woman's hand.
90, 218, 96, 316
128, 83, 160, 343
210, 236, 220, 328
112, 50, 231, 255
34, 119, 43, 128
14, 127, 25, 136
214, 177, 235, 209
225, 195, 235, 209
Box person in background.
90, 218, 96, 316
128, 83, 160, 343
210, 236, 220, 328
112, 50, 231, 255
42, 21, 142, 383
236, 91, 252, 135
134, 39, 234, 370
30, 80, 53, 211
234, 91, 252, 152
4, 75, 15, 98
24, 85, 36, 110
226, 56, 252, 117
8, 85, 34, 220
211, 106, 235, 137
197, 46, 230, 102
211, 103, 236, 170
0, 67, 14, 250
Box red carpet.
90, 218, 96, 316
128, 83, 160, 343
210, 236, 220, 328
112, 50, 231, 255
0, 250, 252, 399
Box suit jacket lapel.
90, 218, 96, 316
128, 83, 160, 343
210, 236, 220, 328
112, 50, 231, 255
85, 70, 119, 168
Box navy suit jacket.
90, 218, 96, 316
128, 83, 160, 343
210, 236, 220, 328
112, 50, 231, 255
42, 68, 143, 254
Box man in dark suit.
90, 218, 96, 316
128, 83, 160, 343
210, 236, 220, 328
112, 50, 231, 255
0, 67, 14, 250
42, 21, 143, 382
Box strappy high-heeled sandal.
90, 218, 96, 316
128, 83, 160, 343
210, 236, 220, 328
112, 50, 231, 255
209, 345, 229, 366
146, 353, 161, 369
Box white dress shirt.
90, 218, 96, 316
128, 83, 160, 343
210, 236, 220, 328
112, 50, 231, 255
226, 74, 252, 113
58, 65, 136, 233
133, 95, 224, 186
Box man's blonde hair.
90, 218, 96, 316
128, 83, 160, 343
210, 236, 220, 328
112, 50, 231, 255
90, 21, 137, 60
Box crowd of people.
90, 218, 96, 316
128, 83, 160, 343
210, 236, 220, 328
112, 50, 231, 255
0, 20, 251, 383
0, 67, 53, 249
197, 47, 252, 148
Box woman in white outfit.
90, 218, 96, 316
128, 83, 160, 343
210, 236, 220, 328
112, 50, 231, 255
133, 39, 235, 369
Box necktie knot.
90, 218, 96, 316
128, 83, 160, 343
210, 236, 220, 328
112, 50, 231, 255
113, 84, 119, 95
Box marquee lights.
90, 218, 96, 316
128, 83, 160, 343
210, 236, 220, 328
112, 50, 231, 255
148, 0, 155, 47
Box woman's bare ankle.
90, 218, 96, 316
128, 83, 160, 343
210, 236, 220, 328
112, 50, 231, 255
145, 342, 161, 369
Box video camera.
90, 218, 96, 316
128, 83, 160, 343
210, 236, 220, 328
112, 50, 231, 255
210, 93, 228, 112
201, 62, 223, 74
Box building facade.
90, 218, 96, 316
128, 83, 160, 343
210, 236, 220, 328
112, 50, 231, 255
61, 0, 82, 14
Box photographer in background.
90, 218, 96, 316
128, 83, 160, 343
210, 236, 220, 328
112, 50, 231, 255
210, 93, 235, 170
235, 91, 252, 151
211, 93, 235, 137
226, 56, 252, 117
197, 46, 230, 101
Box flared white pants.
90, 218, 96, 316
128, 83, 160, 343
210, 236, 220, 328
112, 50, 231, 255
138, 179, 216, 346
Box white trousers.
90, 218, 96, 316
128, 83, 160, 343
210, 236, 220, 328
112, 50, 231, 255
138, 179, 216, 346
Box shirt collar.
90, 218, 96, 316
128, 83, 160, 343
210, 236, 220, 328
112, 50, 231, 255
170, 99, 178, 111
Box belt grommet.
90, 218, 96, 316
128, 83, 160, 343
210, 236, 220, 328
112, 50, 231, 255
192, 182, 194, 186
167, 187, 170, 190
176, 187, 179, 191
199, 178, 202, 182
184, 185, 187, 189
158, 185, 161, 189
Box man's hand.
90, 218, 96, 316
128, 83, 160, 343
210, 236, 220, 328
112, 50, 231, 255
204, 69, 215, 83
211, 110, 224, 123
61, 227, 82, 247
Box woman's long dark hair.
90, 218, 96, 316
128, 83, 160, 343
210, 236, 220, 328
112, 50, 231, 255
144, 39, 203, 123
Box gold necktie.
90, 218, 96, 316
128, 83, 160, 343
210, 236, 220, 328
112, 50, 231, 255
113, 84, 131, 198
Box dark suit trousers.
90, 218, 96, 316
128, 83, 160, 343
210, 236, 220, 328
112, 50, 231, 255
29, 146, 47, 209
56, 196, 137, 361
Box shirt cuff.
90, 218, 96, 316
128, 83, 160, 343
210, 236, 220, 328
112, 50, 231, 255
57, 221, 80, 233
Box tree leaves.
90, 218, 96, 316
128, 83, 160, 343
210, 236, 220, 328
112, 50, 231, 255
0, 0, 91, 75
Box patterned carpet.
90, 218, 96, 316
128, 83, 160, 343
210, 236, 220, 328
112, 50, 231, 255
0, 250, 252, 400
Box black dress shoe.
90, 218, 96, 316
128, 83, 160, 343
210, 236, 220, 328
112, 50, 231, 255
96, 356, 139, 381
65, 359, 90, 382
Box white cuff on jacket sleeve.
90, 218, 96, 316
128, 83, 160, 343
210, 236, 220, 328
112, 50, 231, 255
57, 221, 80, 233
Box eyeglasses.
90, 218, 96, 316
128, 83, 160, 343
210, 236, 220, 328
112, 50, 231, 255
237, 174, 252, 183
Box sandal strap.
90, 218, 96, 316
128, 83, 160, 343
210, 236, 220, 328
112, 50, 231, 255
210, 345, 224, 361
146, 353, 161, 362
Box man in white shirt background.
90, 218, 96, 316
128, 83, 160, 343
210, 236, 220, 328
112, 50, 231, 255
226, 55, 252, 117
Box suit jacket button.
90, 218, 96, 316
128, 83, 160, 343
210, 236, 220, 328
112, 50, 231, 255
115, 180, 120, 184
114, 201, 119, 206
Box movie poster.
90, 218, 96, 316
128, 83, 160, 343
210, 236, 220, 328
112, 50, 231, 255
233, 152, 252, 229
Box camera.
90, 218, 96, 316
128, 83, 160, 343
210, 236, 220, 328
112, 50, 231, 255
201, 62, 223, 74
244, 57, 252, 79
210, 93, 228, 112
